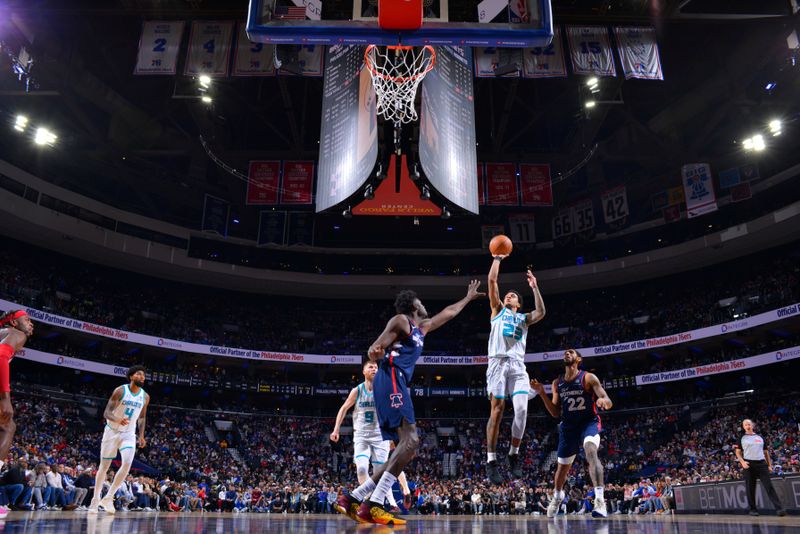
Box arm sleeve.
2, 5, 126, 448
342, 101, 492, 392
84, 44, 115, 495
0, 343, 14, 393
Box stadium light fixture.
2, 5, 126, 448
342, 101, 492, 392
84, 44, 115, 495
33, 127, 56, 146
769, 119, 782, 136
586, 77, 598, 87
14, 115, 28, 132
198, 75, 211, 88
752, 134, 765, 151
201, 95, 213, 104
585, 100, 596, 109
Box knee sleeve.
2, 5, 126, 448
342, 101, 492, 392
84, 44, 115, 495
511, 394, 528, 440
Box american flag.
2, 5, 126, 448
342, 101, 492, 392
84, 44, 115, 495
274, 5, 307, 20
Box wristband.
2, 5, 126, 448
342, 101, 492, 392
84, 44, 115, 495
493, 256, 504, 262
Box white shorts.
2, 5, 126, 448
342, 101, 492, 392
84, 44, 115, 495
101, 425, 137, 460
486, 358, 530, 400
354, 438, 391, 465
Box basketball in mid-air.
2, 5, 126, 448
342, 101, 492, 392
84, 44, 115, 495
489, 235, 513, 256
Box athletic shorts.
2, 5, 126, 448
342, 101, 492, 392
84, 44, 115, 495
101, 425, 136, 460
557, 419, 601, 461
373, 365, 415, 442
353, 438, 391, 465
486, 358, 530, 400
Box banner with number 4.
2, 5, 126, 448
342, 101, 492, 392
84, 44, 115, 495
185, 21, 234, 77
601, 186, 629, 223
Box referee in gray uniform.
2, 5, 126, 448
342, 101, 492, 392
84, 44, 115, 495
734, 418, 787, 516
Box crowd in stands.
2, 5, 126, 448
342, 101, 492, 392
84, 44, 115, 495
0, 240, 797, 357
1, 389, 797, 515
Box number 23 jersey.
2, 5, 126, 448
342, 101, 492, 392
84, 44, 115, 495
488, 307, 528, 362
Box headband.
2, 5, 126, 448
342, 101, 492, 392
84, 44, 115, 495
0, 310, 28, 327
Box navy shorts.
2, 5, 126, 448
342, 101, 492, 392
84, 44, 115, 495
557, 419, 601, 459
373, 365, 416, 442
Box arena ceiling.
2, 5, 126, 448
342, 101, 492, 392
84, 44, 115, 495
0, 0, 797, 234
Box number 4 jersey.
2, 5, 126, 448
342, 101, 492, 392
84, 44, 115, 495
106, 384, 146, 434
488, 307, 528, 362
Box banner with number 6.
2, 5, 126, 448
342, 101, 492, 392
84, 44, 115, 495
134, 21, 185, 75
185, 21, 234, 77
551, 209, 573, 240
601, 186, 629, 223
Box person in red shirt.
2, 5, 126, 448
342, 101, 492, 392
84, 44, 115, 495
0, 310, 34, 467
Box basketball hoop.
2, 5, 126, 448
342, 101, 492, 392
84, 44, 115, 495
364, 45, 436, 127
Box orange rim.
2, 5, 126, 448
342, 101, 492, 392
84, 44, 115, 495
364, 45, 436, 83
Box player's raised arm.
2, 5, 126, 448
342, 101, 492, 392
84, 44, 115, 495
531, 378, 561, 418
330, 387, 358, 442
421, 280, 485, 335
367, 315, 410, 361
585, 373, 613, 410
525, 269, 546, 326
103, 387, 126, 425
488, 256, 506, 318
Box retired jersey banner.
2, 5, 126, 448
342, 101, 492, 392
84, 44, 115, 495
570, 198, 595, 233
566, 26, 617, 77
613, 27, 664, 80
478, 163, 486, 205
551, 208, 573, 239
508, 214, 536, 243
681, 163, 718, 218
731, 182, 752, 203
718, 168, 741, 189
202, 194, 230, 235
278, 45, 324, 77
519, 164, 553, 206
134, 21, 184, 75
486, 163, 519, 205
280, 161, 314, 204
523, 27, 567, 78
474, 47, 521, 78
233, 24, 275, 76
185, 21, 234, 77
601, 186, 628, 223
246, 161, 281, 205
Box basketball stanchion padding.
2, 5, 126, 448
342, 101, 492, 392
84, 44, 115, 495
379, 0, 423, 30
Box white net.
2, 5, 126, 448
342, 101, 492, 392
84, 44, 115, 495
364, 45, 436, 126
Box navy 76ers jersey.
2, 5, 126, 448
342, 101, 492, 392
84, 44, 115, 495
558, 370, 598, 428
382, 318, 425, 382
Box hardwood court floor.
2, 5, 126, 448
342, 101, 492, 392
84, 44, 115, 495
0, 511, 796, 533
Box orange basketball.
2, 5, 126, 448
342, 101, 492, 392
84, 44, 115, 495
489, 234, 513, 256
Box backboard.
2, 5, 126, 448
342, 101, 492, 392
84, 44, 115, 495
247, 0, 553, 47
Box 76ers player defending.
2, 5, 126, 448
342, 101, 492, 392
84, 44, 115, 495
330, 360, 408, 511
486, 256, 546, 483
336, 281, 484, 525
531, 349, 612, 518
0, 310, 34, 519
89, 365, 150, 514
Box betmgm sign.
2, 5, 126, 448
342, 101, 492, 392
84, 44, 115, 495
675, 475, 800, 514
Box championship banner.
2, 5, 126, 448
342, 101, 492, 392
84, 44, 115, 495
519, 164, 553, 206
185, 21, 234, 77
523, 27, 567, 78
635, 346, 800, 386
667, 186, 684, 206
566, 26, 617, 77
601, 185, 628, 223
277, 45, 325, 77
663, 204, 681, 223
233, 23, 276, 76
681, 163, 718, 218
134, 21, 185, 75
731, 182, 752, 203
201, 194, 229, 236
551, 208, 573, 239
478, 163, 486, 205
486, 163, 519, 206
570, 198, 595, 233
613, 27, 664, 80
280, 161, 314, 204
508, 214, 535, 243
316, 45, 378, 212
246, 161, 281, 205
474, 47, 521, 78
2, 296, 798, 367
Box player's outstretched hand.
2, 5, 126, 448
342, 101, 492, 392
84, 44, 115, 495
466, 280, 486, 300
138, 436, 147, 448
530, 379, 545, 396
596, 398, 612, 410
527, 270, 538, 290
329, 431, 340, 443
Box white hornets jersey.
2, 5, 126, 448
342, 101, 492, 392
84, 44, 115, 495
352, 382, 382, 442
488, 307, 529, 362
107, 384, 146, 433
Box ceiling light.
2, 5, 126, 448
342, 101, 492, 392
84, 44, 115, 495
34, 127, 56, 146
14, 115, 28, 132
201, 95, 212, 104
586, 77, 598, 87
199, 75, 211, 88
752, 134, 765, 151
585, 100, 596, 109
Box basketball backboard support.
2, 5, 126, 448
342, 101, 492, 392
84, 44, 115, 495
247, 0, 553, 47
